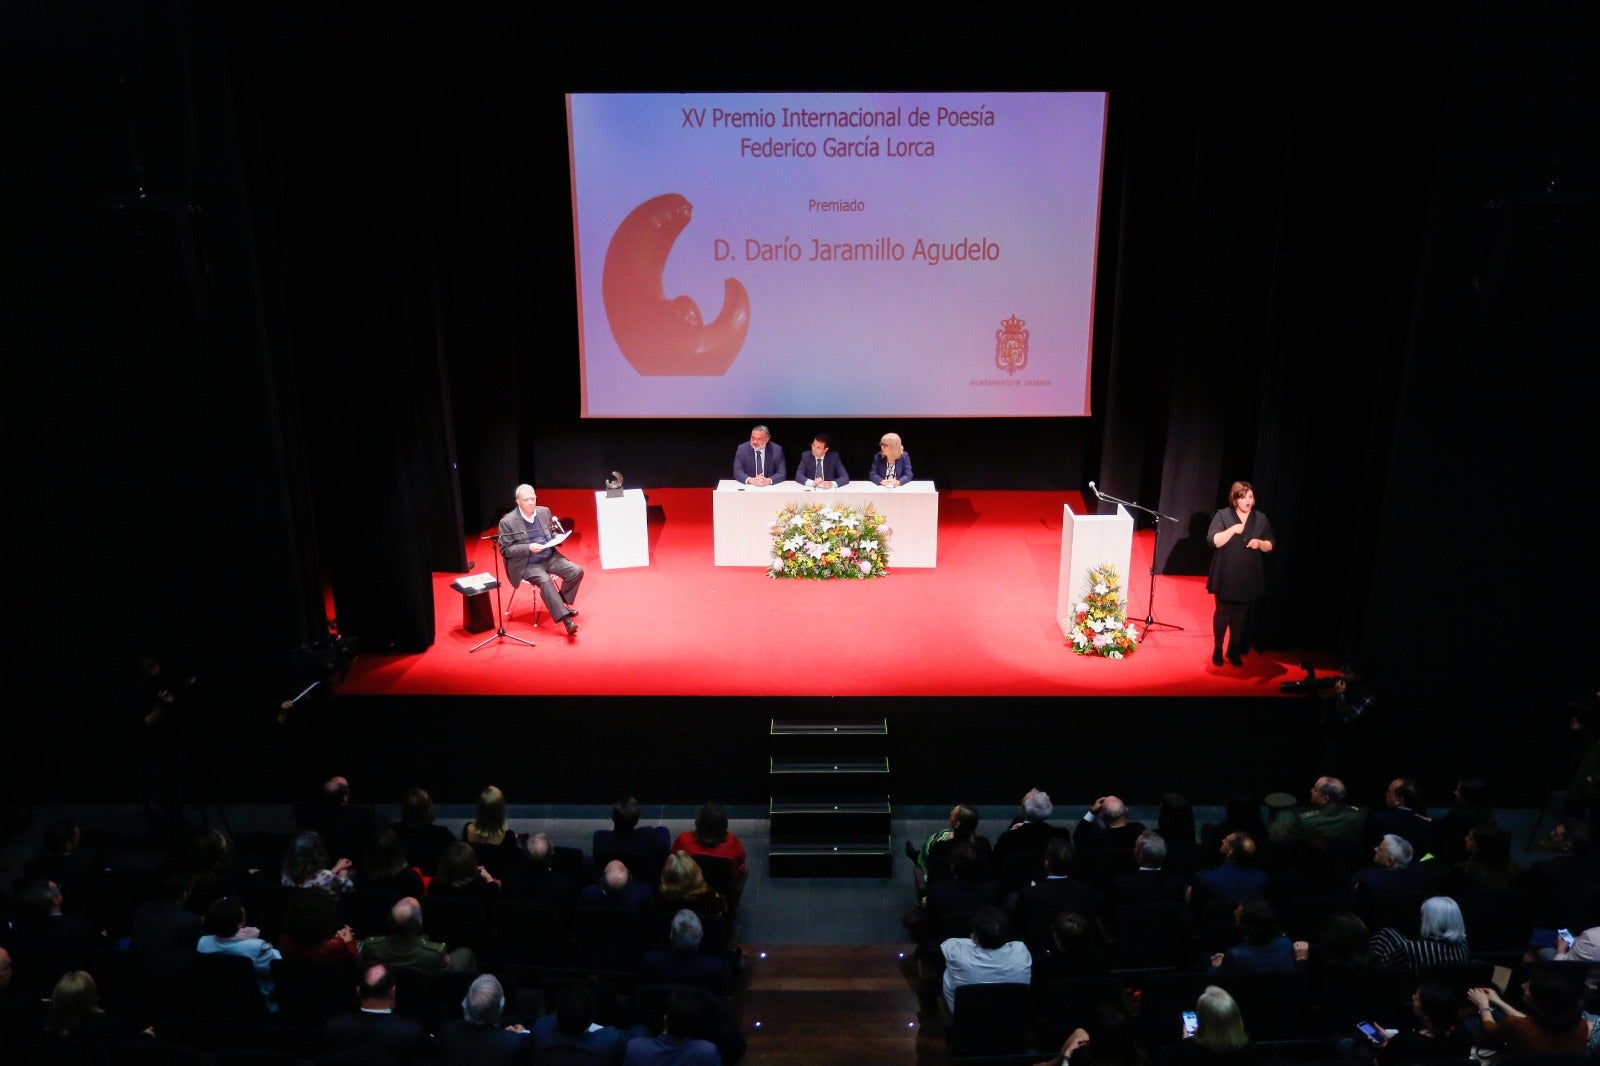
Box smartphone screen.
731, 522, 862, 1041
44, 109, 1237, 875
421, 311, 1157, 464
1559, 928, 1575, 946
1182, 1011, 1198, 1038
1356, 1021, 1383, 1044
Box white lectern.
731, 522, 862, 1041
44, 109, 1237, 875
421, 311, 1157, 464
593, 488, 649, 569
1057, 504, 1133, 640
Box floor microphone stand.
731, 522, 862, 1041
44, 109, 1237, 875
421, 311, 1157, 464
1089, 485, 1185, 640
470, 532, 535, 652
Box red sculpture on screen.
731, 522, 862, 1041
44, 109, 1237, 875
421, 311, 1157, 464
602, 193, 750, 376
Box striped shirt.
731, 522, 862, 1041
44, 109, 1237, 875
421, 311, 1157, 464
1368, 927, 1470, 973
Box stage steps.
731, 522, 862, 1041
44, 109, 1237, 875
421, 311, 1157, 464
767, 718, 892, 877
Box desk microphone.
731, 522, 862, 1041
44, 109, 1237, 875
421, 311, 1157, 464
1088, 480, 1103, 500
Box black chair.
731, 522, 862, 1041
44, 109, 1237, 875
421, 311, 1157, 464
1319, 965, 1414, 1033
1417, 959, 1495, 995
538, 1046, 612, 1066
422, 893, 489, 953
573, 906, 646, 975
1457, 887, 1532, 958
947, 982, 1034, 1060
18, 1038, 112, 1066
688, 853, 738, 898
1135, 971, 1211, 1049
116, 1041, 211, 1066
340, 889, 400, 940
552, 846, 588, 882
1195, 898, 1239, 958
173, 953, 270, 1026
998, 851, 1046, 896
1217, 970, 1313, 1042
1108, 902, 1184, 974
493, 899, 569, 968
1368, 891, 1428, 937
470, 840, 519, 882
270, 957, 352, 1029
1071, 849, 1135, 894
1038, 975, 1122, 1051
1285, 894, 1360, 940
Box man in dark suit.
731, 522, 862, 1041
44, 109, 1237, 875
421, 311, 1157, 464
1189, 832, 1268, 908
1015, 837, 1098, 939
6, 880, 106, 998
641, 909, 731, 996
128, 867, 202, 981
1104, 831, 1188, 922
1364, 777, 1435, 857
733, 423, 786, 485
580, 860, 654, 914
503, 833, 579, 911
498, 484, 583, 635
1075, 796, 1148, 852
991, 788, 1070, 879
592, 796, 671, 868
307, 775, 383, 865
438, 974, 532, 1066
795, 433, 849, 487
322, 964, 431, 1063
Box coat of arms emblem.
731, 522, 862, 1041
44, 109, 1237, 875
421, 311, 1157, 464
995, 313, 1029, 376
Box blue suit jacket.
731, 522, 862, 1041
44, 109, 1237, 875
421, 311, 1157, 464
733, 441, 785, 483
869, 452, 913, 484
795, 451, 849, 486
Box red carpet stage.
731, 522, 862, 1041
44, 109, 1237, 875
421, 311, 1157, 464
340, 489, 1337, 699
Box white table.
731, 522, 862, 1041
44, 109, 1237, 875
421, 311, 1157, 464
593, 488, 649, 569
712, 480, 938, 567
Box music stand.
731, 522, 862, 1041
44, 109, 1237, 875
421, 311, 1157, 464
1088, 484, 1184, 639
469, 531, 535, 651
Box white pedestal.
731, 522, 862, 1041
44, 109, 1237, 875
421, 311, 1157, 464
594, 489, 649, 569
1057, 503, 1133, 639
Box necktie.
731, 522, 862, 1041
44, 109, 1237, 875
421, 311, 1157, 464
757, 450, 763, 476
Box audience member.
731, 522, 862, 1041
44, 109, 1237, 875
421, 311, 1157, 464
594, 795, 672, 865
1209, 898, 1296, 975
128, 867, 202, 980
1283, 776, 1365, 843
642, 909, 731, 996
438, 973, 531, 1065
7, 879, 107, 997
396, 786, 458, 874
941, 905, 1031, 1016
503, 832, 580, 910
530, 980, 630, 1063
1361, 978, 1471, 1065
1448, 823, 1520, 892
44, 970, 149, 1043
307, 774, 381, 865
1160, 985, 1260, 1066
919, 841, 1001, 949
197, 895, 281, 1007
673, 801, 747, 888
624, 987, 723, 1065
359, 896, 474, 973
361, 828, 427, 902
277, 886, 359, 982
1189, 833, 1266, 907
1351, 834, 1425, 901
1076, 796, 1147, 852
323, 963, 431, 1063
1432, 777, 1498, 866
1364, 777, 1434, 857
657, 851, 731, 932
909, 803, 989, 892
1105, 831, 1188, 922
432, 841, 502, 902
281, 830, 355, 895
1016, 836, 1098, 934
1469, 968, 1590, 1055
1369, 895, 1470, 974
582, 859, 654, 914
992, 789, 1069, 877
1156, 793, 1202, 879
464, 784, 520, 854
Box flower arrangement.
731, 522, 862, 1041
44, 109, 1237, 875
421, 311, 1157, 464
1068, 563, 1139, 657
769, 501, 891, 579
